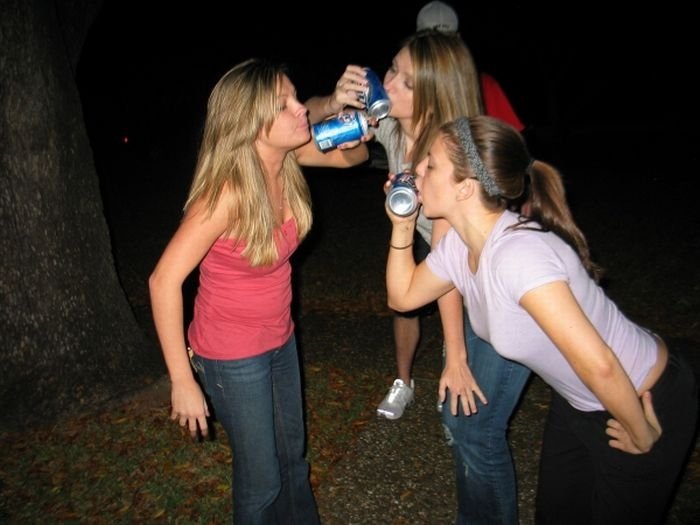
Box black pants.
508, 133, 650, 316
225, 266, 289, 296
535, 349, 698, 524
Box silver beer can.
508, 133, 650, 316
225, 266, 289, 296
386, 172, 419, 216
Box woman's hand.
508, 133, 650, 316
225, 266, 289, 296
384, 172, 420, 224
439, 358, 488, 416
336, 127, 374, 150
520, 281, 663, 456
329, 65, 368, 113
606, 391, 662, 454
170, 377, 210, 440
383, 171, 396, 194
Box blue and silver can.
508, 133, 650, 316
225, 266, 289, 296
360, 69, 391, 119
386, 171, 419, 216
311, 111, 369, 152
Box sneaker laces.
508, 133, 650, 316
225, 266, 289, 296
386, 380, 411, 403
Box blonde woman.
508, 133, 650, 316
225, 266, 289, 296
149, 58, 366, 523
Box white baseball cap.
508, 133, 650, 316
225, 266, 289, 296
416, 1, 459, 32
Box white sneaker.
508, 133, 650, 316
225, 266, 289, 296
377, 379, 415, 420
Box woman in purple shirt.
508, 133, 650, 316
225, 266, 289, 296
385, 115, 697, 524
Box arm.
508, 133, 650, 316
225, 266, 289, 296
295, 138, 369, 168
431, 218, 487, 416
386, 212, 453, 313
305, 64, 368, 124
148, 195, 229, 438
520, 280, 660, 453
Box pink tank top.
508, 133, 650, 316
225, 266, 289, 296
187, 219, 299, 359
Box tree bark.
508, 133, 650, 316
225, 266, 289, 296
0, 0, 164, 431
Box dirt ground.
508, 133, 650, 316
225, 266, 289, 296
108, 123, 699, 524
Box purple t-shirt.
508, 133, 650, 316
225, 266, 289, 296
426, 210, 657, 411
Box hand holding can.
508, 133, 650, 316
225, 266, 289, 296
311, 111, 369, 152
386, 172, 419, 217
359, 69, 392, 120
331, 64, 369, 113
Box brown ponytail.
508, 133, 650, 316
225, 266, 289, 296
441, 116, 603, 282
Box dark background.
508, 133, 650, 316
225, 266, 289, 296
76, 0, 697, 178
58, 5, 700, 522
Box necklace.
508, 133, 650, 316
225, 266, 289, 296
278, 177, 286, 211
268, 176, 286, 216
274, 190, 286, 226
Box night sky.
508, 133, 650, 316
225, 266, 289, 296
76, 1, 696, 167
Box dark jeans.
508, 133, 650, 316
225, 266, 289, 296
192, 335, 319, 525
535, 348, 698, 524
442, 319, 531, 525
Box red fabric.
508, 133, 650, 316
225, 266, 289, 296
480, 73, 525, 132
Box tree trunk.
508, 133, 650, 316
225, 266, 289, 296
0, 0, 164, 431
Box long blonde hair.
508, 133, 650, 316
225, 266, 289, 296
184, 58, 312, 266
402, 30, 483, 165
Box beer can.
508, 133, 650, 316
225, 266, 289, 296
386, 172, 419, 216
311, 111, 368, 152
359, 69, 391, 120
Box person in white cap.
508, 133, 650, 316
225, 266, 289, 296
393, 3, 528, 524
418, 4, 532, 524
417, 1, 525, 132
305, 31, 491, 424
305, 8, 529, 524
416, 0, 460, 32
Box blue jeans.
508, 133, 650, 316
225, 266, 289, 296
442, 319, 531, 525
191, 335, 319, 525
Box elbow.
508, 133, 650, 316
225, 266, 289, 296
339, 144, 369, 168
387, 285, 412, 312
359, 148, 370, 164
582, 356, 619, 393
387, 297, 409, 313
148, 268, 165, 300
148, 272, 158, 300
594, 357, 618, 382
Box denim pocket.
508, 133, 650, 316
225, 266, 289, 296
189, 351, 206, 382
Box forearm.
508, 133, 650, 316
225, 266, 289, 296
386, 222, 418, 311
521, 280, 657, 452
438, 288, 467, 364
150, 281, 195, 385
305, 95, 342, 124
587, 361, 653, 450
295, 140, 369, 167
305, 65, 368, 124
437, 289, 489, 414
151, 276, 209, 435
431, 218, 466, 361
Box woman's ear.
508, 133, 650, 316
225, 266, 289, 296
456, 178, 473, 201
